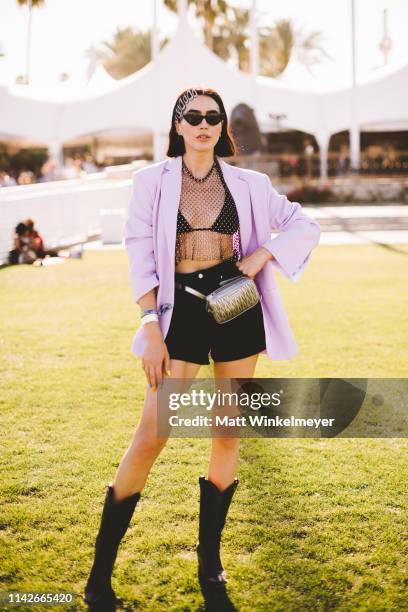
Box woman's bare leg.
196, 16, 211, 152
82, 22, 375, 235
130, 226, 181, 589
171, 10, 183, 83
112, 359, 201, 501
208, 354, 260, 491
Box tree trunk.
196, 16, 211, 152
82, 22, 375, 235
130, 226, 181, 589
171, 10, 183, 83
204, 21, 213, 49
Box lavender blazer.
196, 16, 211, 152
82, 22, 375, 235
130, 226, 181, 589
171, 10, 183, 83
124, 155, 321, 361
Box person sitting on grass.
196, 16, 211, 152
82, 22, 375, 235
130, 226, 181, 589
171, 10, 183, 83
8, 222, 37, 265
8, 219, 81, 265
23, 218, 59, 259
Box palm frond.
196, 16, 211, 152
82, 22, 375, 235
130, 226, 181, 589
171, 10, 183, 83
97, 26, 166, 80
17, 0, 45, 7
296, 29, 332, 68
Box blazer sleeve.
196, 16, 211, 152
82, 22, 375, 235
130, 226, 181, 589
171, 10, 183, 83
260, 174, 321, 282
123, 172, 159, 303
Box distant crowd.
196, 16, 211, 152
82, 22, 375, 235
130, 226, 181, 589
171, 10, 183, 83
0, 152, 100, 187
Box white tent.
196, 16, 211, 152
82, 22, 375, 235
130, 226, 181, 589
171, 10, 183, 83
1, 12, 407, 176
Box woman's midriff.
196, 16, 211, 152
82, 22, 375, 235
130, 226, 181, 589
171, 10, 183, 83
175, 259, 223, 273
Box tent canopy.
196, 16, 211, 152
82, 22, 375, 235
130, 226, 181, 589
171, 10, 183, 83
0, 13, 407, 150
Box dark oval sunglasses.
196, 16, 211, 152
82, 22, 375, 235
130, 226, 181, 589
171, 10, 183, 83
182, 112, 225, 126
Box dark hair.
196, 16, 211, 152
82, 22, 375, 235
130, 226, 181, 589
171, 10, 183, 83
166, 87, 236, 158
15, 222, 27, 236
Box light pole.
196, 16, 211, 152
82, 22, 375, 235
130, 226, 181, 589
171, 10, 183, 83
0, 42, 6, 84
379, 9, 392, 66
250, 0, 259, 77
350, 0, 360, 172
152, 0, 163, 162
151, 0, 159, 61
178, 0, 188, 21
24, 0, 33, 84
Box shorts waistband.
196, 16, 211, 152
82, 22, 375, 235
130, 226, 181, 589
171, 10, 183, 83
174, 258, 241, 295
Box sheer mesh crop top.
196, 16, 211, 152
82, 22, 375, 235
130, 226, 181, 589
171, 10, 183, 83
175, 157, 242, 265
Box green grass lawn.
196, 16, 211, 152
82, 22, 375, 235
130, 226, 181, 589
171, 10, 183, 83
1, 244, 407, 611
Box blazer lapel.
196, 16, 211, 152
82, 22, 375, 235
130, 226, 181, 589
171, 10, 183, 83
160, 155, 252, 261
161, 156, 182, 262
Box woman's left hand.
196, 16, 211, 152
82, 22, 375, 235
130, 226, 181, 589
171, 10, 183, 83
235, 247, 274, 279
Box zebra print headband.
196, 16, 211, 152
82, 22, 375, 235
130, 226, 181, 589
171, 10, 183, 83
175, 88, 200, 121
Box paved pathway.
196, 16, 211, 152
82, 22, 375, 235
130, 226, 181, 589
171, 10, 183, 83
305, 204, 408, 245
84, 205, 408, 249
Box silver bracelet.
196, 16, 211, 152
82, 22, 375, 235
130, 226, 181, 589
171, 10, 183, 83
141, 313, 159, 325
141, 308, 158, 318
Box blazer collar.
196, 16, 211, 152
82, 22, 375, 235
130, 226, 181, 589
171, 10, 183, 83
161, 155, 252, 260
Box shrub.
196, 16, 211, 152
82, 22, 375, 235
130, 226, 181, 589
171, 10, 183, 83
287, 185, 333, 204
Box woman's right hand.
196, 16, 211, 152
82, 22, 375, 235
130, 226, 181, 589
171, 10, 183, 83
141, 324, 171, 391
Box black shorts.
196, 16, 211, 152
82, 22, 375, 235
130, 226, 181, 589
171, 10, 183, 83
164, 259, 266, 365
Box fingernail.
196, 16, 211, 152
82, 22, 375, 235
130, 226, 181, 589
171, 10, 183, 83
166, 370, 172, 376
152, 385, 157, 392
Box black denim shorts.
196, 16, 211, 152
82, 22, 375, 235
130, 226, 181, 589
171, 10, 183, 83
164, 259, 266, 365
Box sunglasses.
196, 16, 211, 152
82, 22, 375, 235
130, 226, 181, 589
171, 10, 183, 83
181, 112, 225, 126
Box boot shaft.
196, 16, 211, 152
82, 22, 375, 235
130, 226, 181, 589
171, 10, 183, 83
95, 484, 141, 548
197, 476, 239, 583
84, 484, 141, 605
198, 476, 239, 540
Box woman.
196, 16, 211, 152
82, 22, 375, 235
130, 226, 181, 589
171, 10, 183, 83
84, 87, 320, 607
8, 222, 37, 265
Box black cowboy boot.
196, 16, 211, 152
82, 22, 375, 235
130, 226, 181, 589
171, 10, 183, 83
215, 476, 239, 577
196, 475, 239, 585
83, 483, 141, 607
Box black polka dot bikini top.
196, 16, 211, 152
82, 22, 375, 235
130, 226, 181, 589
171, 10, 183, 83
175, 157, 242, 264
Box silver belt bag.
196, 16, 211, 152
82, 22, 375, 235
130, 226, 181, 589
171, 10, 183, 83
175, 275, 261, 324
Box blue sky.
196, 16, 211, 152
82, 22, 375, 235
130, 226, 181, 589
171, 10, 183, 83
0, 0, 407, 86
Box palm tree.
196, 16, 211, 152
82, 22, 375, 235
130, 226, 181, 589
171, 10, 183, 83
164, 1, 328, 77
164, 0, 229, 49
259, 18, 330, 77
214, 7, 251, 71
96, 28, 169, 80
295, 28, 331, 71
215, 7, 329, 77
17, 0, 45, 84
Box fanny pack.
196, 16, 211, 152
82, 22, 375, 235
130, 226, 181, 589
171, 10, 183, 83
175, 274, 261, 324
